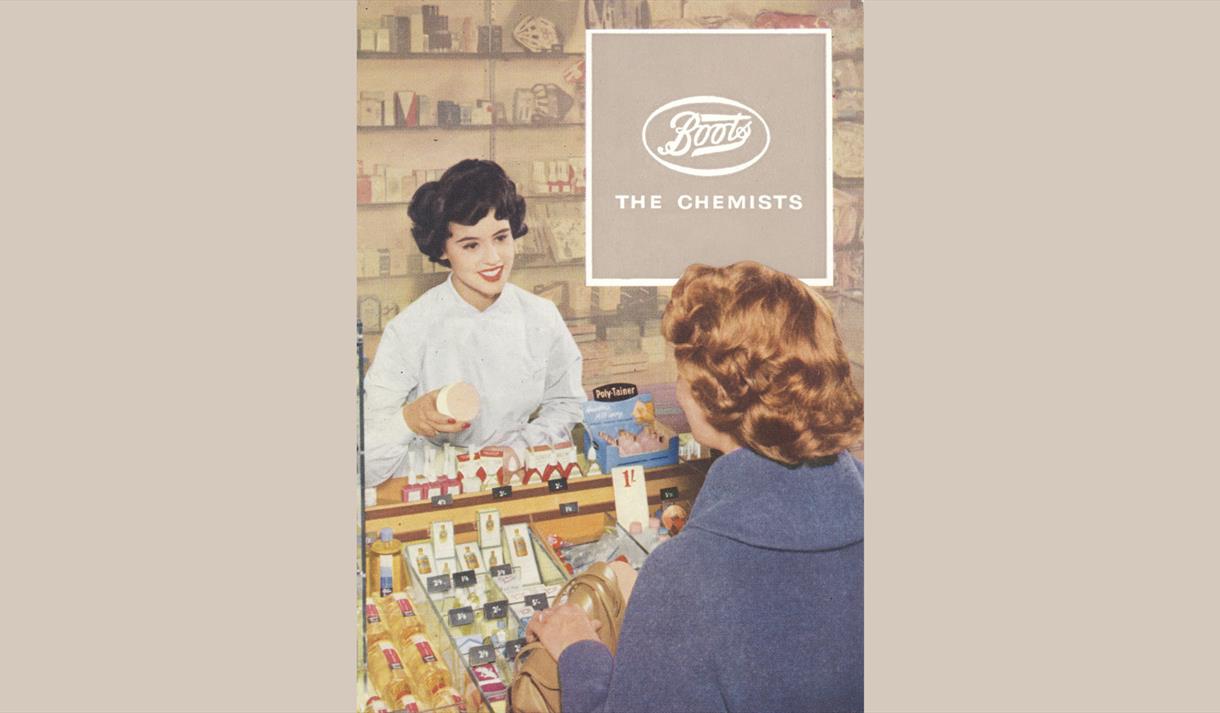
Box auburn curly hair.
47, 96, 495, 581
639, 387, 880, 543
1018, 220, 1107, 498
662, 262, 862, 465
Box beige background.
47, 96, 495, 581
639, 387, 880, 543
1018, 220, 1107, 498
2, 1, 1219, 712
590, 31, 830, 281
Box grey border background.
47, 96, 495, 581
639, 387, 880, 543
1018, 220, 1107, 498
1, 1, 1218, 711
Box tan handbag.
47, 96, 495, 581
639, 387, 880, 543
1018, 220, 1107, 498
509, 562, 627, 713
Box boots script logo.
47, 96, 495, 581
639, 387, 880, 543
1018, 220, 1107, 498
642, 96, 771, 177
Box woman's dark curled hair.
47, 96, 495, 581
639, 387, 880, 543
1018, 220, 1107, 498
407, 159, 528, 267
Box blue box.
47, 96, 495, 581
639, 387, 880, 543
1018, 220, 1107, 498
582, 394, 679, 474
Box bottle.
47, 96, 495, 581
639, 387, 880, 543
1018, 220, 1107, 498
402, 633, 453, 700
429, 686, 467, 713
393, 692, 424, 713
484, 514, 494, 532
462, 547, 479, 571
415, 548, 432, 575
362, 694, 390, 713
367, 640, 413, 705
368, 528, 409, 598
364, 597, 391, 647
486, 549, 499, 568
512, 531, 528, 558
380, 591, 424, 644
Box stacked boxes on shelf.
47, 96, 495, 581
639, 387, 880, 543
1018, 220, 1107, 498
528, 157, 585, 195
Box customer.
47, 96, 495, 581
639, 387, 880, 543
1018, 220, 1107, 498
526, 261, 864, 712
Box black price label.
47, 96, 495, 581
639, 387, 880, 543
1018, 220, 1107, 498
427, 574, 452, 593
448, 606, 475, 627
453, 569, 477, 588
492, 485, 513, 499
547, 478, 569, 493
489, 563, 513, 578
660, 486, 679, 500
559, 501, 579, 515
524, 593, 549, 611
468, 644, 496, 666
431, 493, 454, 507
504, 637, 526, 661
484, 599, 509, 620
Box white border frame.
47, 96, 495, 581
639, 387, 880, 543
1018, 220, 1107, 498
585, 29, 835, 287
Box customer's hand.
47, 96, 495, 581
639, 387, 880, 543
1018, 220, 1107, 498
525, 603, 603, 661
402, 389, 470, 437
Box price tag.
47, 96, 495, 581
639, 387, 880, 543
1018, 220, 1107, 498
453, 569, 477, 588
448, 606, 475, 627
547, 478, 569, 493
660, 486, 679, 500
484, 600, 509, 620
492, 485, 513, 499
559, 501, 579, 515
489, 563, 513, 578
431, 493, 454, 507
502, 639, 527, 659
468, 644, 496, 666
427, 574, 452, 594
504, 637, 526, 661
524, 593, 549, 612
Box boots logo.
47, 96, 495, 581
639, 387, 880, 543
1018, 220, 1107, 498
641, 96, 771, 177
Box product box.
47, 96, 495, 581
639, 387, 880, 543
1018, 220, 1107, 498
482, 546, 505, 570
524, 445, 553, 484
582, 394, 679, 473
408, 542, 436, 579
457, 542, 486, 573
502, 522, 542, 585
430, 520, 455, 560
476, 508, 501, 549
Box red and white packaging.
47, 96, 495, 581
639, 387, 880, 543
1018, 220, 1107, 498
472, 662, 508, 699
365, 695, 390, 713
553, 441, 580, 479
478, 448, 505, 488
456, 452, 482, 493
394, 693, 422, 713
524, 445, 553, 484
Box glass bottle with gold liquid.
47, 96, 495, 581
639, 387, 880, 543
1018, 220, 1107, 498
462, 546, 480, 571
429, 686, 467, 713
513, 531, 529, 558
401, 633, 453, 701
364, 597, 391, 647
391, 692, 423, 713
379, 591, 424, 645
367, 640, 413, 705
367, 528, 409, 598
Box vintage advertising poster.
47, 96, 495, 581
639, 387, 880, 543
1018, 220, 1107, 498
356, 2, 863, 711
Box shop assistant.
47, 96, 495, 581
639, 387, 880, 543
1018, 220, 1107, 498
362, 159, 584, 485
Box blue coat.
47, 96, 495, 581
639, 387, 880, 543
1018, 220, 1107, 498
558, 447, 864, 713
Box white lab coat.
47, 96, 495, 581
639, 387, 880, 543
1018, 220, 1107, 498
362, 275, 584, 485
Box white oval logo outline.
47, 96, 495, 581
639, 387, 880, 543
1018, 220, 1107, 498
641, 95, 771, 177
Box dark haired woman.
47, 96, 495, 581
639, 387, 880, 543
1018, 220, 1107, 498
527, 261, 864, 712
362, 159, 583, 485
